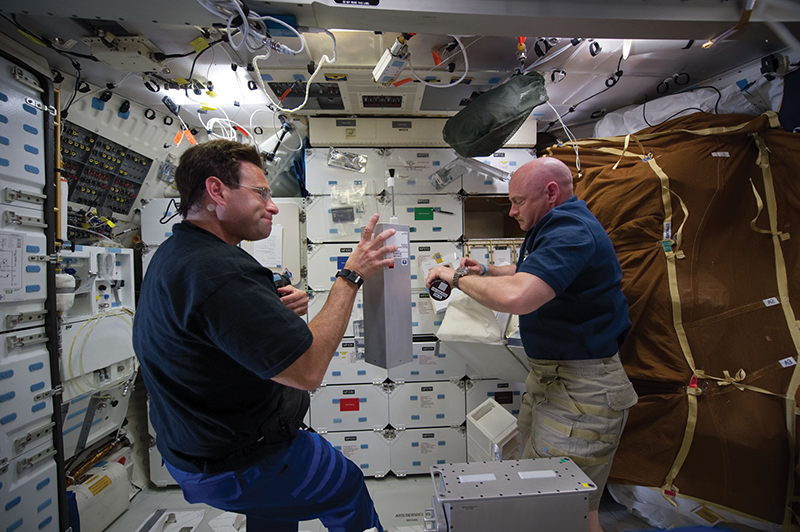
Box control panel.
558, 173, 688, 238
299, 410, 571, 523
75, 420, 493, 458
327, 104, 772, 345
60, 121, 152, 215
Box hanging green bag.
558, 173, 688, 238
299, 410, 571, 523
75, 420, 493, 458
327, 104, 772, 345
443, 72, 548, 157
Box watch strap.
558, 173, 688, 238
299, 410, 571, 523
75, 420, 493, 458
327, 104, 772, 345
336, 268, 364, 287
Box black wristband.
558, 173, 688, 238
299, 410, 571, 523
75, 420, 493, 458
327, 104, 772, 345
336, 268, 363, 287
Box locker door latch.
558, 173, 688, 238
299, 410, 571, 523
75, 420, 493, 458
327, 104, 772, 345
6, 332, 49, 350
3, 187, 46, 205
5, 310, 47, 329
0, 457, 7, 475
15, 422, 56, 454
4, 210, 48, 228
17, 445, 56, 474
34, 385, 62, 402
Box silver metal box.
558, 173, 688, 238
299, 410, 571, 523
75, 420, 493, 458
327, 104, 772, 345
363, 223, 413, 369
426, 458, 596, 532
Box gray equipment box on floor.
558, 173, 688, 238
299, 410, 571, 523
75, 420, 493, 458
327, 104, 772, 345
425, 458, 596, 532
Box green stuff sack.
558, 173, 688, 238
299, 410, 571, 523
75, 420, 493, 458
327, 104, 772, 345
443, 72, 548, 158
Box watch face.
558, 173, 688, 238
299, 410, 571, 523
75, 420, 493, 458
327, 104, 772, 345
456, 267, 469, 276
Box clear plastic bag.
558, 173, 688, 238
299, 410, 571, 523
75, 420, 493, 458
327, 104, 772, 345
327, 146, 367, 173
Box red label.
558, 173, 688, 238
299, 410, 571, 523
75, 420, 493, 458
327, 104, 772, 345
340, 398, 360, 411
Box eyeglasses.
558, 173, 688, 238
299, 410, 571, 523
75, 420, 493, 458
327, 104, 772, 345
235, 184, 272, 203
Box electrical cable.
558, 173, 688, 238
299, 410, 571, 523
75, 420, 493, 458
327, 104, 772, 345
407, 35, 469, 88
643, 85, 722, 128
545, 100, 581, 178
544, 55, 624, 133
253, 29, 336, 113
2, 14, 99, 62
67, 308, 136, 397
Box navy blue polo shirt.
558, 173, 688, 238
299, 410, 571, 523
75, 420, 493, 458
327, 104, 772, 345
132, 221, 313, 470
516, 196, 630, 360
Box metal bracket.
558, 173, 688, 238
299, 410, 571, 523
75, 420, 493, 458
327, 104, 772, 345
34, 385, 62, 401
23, 96, 55, 116
5, 310, 47, 329
3, 187, 46, 205
11, 66, 42, 92
6, 332, 49, 350
29, 254, 57, 263
17, 446, 56, 474
4, 210, 47, 228
14, 422, 56, 454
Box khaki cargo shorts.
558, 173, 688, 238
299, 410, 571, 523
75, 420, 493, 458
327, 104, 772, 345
517, 353, 638, 511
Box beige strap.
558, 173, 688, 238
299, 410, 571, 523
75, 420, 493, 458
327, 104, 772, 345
540, 415, 617, 443
694, 368, 790, 398
751, 133, 800, 531
539, 439, 609, 467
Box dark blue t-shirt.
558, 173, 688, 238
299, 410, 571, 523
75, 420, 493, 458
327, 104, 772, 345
516, 196, 630, 360
132, 221, 313, 470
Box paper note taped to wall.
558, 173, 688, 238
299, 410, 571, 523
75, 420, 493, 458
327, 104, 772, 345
252, 224, 283, 267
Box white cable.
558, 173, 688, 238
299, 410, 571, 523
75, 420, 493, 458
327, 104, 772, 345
407, 35, 469, 88
545, 100, 581, 177
253, 30, 337, 113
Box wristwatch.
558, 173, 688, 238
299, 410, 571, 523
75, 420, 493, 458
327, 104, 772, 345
336, 268, 364, 287
452, 267, 470, 290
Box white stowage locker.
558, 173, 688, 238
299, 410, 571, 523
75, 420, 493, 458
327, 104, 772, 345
463, 149, 537, 194
307, 290, 363, 337
389, 426, 467, 477
305, 193, 380, 244
304, 147, 386, 195
388, 381, 466, 429
309, 384, 390, 432
466, 379, 526, 418
307, 243, 361, 291
411, 290, 442, 336
321, 430, 392, 478
410, 242, 462, 289
380, 194, 463, 241
383, 148, 460, 195
0, 52, 61, 532
323, 339, 388, 386
388, 341, 467, 383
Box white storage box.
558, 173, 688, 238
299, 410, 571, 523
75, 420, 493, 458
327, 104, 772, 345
310, 383, 390, 432
323, 339, 388, 385
383, 148, 460, 194
307, 243, 360, 291
305, 193, 380, 243
388, 381, 465, 429
389, 426, 467, 477
462, 149, 536, 194
321, 430, 391, 478
379, 194, 463, 241
304, 147, 386, 195
388, 341, 467, 382
410, 242, 462, 289
466, 398, 523, 462
466, 379, 526, 417
307, 290, 363, 337
411, 290, 443, 336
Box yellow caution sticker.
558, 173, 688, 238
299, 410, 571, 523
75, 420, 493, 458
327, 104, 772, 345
190, 36, 210, 53
173, 77, 189, 86
88, 475, 112, 496
433, 252, 443, 264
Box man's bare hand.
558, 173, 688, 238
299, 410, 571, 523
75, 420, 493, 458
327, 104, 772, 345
278, 285, 308, 317
343, 214, 398, 280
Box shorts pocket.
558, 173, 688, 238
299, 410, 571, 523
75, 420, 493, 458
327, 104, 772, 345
606, 382, 638, 411
179, 471, 243, 504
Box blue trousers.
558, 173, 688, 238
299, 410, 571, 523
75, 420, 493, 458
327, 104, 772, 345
165, 431, 383, 532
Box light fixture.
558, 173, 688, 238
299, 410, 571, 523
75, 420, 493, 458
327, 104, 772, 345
622, 39, 695, 60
